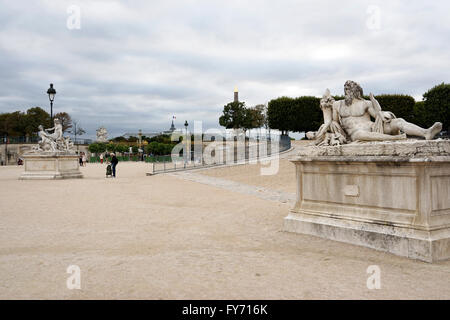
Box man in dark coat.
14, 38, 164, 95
110, 153, 119, 177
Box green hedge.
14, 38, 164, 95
267, 96, 326, 133
374, 94, 415, 123
145, 141, 175, 155
413, 101, 427, 128
423, 83, 450, 132
268, 94, 417, 133
289, 96, 322, 133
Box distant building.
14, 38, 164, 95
122, 119, 181, 139
169, 119, 176, 132
122, 132, 160, 139
163, 117, 182, 135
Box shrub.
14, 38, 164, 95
374, 94, 415, 123
145, 141, 174, 155
88, 142, 106, 154
423, 83, 450, 132
106, 143, 117, 152
115, 143, 129, 154
268, 96, 322, 133
412, 101, 428, 128
289, 96, 322, 133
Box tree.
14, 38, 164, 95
147, 134, 173, 144
88, 142, 106, 154
111, 136, 127, 142
0, 111, 24, 136
0, 107, 51, 137
267, 97, 293, 135
219, 101, 248, 130
54, 112, 72, 133
423, 83, 450, 132
25, 107, 51, 135
70, 121, 86, 144
246, 105, 266, 130
145, 141, 174, 155
115, 143, 129, 154
106, 142, 117, 152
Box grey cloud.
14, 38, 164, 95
0, 0, 449, 139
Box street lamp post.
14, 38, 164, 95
3, 135, 7, 166
47, 83, 56, 120
138, 129, 143, 161
184, 120, 188, 164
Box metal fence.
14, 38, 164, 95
73, 139, 93, 145
0, 136, 39, 144
0, 136, 92, 145
149, 136, 292, 175
89, 154, 174, 163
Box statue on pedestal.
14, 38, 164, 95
96, 126, 108, 143
20, 118, 81, 179
290, 81, 449, 262
307, 80, 442, 146
33, 118, 74, 153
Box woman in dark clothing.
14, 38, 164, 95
110, 153, 119, 177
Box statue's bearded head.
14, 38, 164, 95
344, 80, 363, 106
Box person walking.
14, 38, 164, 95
110, 153, 119, 177
100, 153, 104, 164
82, 153, 87, 166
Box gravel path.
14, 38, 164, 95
170, 171, 296, 205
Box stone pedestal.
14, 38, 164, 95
284, 140, 450, 262
19, 153, 83, 180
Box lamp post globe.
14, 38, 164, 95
47, 83, 56, 120
184, 120, 189, 164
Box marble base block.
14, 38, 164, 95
19, 153, 83, 180
285, 140, 450, 262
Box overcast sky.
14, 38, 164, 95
0, 0, 449, 139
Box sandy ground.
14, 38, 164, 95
199, 157, 297, 194
0, 158, 449, 299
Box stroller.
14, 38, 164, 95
106, 164, 113, 178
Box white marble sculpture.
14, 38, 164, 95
20, 118, 81, 180
96, 126, 108, 142
33, 118, 74, 153
306, 80, 442, 146
287, 80, 449, 262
